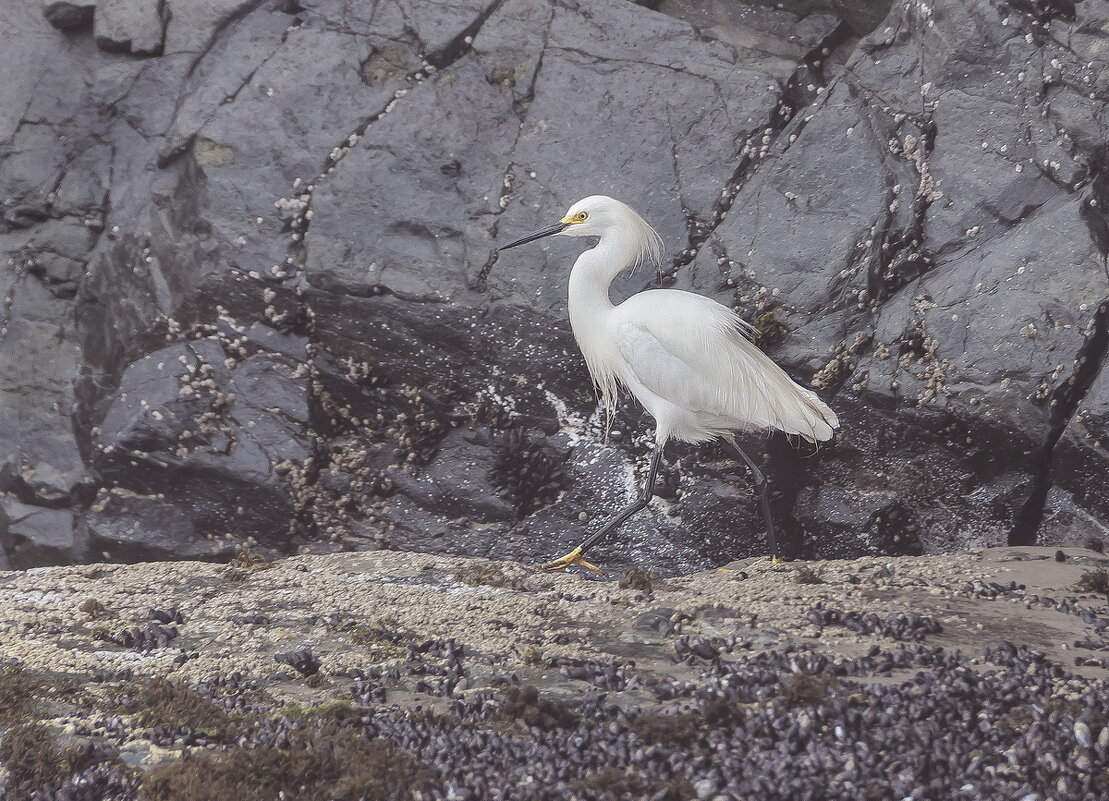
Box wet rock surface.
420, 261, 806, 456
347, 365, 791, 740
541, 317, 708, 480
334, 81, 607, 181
1, 0, 1107, 572
0, 546, 1107, 799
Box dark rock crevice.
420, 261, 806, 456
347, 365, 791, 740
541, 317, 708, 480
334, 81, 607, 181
424, 0, 507, 70
867, 116, 937, 305
1011, 296, 1109, 545
660, 20, 856, 283
1079, 145, 1109, 268
182, 0, 272, 83
287, 2, 513, 286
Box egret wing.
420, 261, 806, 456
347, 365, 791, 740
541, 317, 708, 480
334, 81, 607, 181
612, 291, 837, 441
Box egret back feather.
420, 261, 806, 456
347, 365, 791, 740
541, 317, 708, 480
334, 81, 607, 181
611, 291, 837, 443
561, 196, 837, 446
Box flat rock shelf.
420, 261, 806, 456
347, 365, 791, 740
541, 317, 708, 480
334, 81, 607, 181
0, 546, 1106, 799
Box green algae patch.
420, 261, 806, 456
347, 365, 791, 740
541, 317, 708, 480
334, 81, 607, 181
121, 678, 235, 733
453, 563, 532, 592
1073, 568, 1109, 596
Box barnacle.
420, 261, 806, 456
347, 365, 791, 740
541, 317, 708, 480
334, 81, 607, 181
488, 427, 569, 517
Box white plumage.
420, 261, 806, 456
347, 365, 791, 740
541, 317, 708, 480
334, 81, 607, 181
559, 195, 837, 447
499, 194, 839, 571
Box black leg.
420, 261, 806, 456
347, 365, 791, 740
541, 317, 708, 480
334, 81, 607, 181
543, 446, 663, 572
576, 446, 662, 555
727, 438, 779, 560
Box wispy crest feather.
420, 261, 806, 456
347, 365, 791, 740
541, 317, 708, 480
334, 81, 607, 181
628, 212, 663, 274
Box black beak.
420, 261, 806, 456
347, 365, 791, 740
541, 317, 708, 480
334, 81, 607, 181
498, 222, 569, 250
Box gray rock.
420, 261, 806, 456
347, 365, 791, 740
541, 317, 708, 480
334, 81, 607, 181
655, 0, 843, 61
42, 0, 95, 30
90, 337, 312, 557
1049, 300, 1109, 541
0, 0, 1105, 571
1038, 486, 1109, 549
0, 497, 76, 568
94, 0, 167, 55
795, 483, 922, 558
83, 487, 219, 562
0, 276, 87, 505
390, 427, 518, 523
676, 0, 1109, 554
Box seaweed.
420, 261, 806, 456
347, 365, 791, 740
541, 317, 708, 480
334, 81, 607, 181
142, 720, 435, 801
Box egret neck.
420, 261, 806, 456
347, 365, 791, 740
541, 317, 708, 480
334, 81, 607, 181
567, 233, 641, 413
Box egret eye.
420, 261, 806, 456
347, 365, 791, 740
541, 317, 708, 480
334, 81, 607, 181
575, 211, 589, 222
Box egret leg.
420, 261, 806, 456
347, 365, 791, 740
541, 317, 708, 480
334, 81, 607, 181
542, 447, 663, 575
726, 438, 780, 562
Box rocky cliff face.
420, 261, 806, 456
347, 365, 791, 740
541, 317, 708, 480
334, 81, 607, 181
1, 0, 1106, 572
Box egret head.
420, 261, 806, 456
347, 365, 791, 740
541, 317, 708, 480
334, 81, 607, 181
499, 195, 662, 267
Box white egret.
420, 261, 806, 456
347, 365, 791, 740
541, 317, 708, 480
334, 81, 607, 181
500, 196, 838, 573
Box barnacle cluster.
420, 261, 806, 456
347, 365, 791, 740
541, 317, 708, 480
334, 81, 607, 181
488, 427, 569, 517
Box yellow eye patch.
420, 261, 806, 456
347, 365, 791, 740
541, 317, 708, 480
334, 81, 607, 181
561, 211, 589, 224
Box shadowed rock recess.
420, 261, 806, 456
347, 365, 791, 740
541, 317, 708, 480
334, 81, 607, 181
1, 0, 1107, 572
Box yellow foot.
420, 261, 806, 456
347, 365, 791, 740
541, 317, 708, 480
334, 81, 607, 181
771, 556, 784, 564
541, 546, 604, 576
